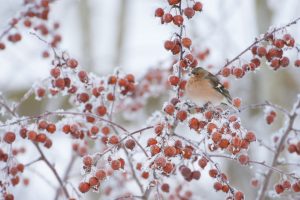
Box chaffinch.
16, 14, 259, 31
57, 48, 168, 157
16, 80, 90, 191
185, 67, 232, 106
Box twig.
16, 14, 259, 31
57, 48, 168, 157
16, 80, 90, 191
0, 98, 17, 117
25, 156, 42, 167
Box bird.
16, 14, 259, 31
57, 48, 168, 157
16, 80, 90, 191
185, 67, 232, 106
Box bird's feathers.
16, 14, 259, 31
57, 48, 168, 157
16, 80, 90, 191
203, 71, 232, 104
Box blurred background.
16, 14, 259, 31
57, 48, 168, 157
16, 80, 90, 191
1, 0, 300, 199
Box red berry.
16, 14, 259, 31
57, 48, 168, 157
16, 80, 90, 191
142, 171, 149, 179
155, 8, 164, 17
78, 70, 88, 83
181, 37, 192, 48
294, 59, 300, 67
192, 170, 201, 180
168, 0, 180, 5
208, 169, 218, 178
109, 135, 119, 144
238, 154, 249, 165
147, 138, 158, 146
164, 104, 175, 115
257, 46, 267, 57
266, 115, 274, 124
233, 68, 244, 78
161, 183, 170, 193
198, 157, 208, 169
213, 182, 222, 191
221, 67, 231, 77
150, 145, 161, 156
275, 184, 284, 194
163, 13, 173, 23
234, 191, 244, 200
184, 7, 195, 19
95, 170, 106, 180
176, 110, 187, 121
46, 123, 56, 133
89, 176, 99, 187
0, 42, 5, 50
4, 193, 14, 200
274, 39, 285, 48
78, 182, 90, 193
282, 180, 291, 189
111, 160, 121, 170
288, 144, 297, 153
193, 2, 203, 11
280, 56, 289, 67
164, 40, 175, 50
189, 118, 200, 131
292, 182, 300, 192
270, 59, 280, 70
83, 156, 93, 167
233, 98, 241, 108
245, 131, 256, 142
169, 75, 180, 86
97, 105, 107, 116
173, 15, 184, 26
164, 146, 177, 157
154, 124, 164, 135
67, 58, 78, 68
125, 139, 136, 150
4, 132, 16, 144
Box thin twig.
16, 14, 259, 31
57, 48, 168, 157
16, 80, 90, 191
25, 156, 42, 167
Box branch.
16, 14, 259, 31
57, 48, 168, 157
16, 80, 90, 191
208, 154, 300, 180
0, 111, 128, 133
216, 16, 300, 75
240, 101, 289, 116
257, 95, 300, 200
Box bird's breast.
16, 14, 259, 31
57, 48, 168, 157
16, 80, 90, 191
185, 78, 224, 105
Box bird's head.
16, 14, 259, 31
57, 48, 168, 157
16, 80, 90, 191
191, 67, 208, 77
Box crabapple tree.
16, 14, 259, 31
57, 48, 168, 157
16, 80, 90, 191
1, 0, 300, 200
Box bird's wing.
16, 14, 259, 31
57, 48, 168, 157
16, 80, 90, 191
205, 72, 232, 104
